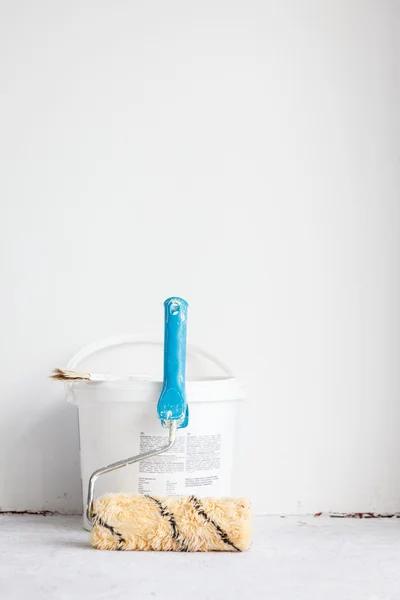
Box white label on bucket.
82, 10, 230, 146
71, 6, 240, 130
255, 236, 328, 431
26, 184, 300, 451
138, 431, 222, 496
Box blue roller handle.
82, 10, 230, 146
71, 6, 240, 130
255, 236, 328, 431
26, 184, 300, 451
157, 297, 189, 428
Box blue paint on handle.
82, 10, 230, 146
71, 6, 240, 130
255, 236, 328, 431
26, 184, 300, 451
157, 297, 189, 428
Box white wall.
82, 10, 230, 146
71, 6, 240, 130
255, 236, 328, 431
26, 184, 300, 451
1, 0, 399, 515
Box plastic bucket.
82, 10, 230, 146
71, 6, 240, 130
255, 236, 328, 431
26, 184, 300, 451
66, 336, 246, 527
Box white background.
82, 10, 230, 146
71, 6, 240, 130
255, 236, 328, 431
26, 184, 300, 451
1, 0, 399, 515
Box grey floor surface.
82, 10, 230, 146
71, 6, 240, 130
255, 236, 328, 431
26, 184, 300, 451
1, 514, 399, 599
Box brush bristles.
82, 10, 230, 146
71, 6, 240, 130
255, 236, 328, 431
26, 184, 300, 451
51, 368, 91, 381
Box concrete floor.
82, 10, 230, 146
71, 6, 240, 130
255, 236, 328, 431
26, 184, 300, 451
1, 514, 399, 599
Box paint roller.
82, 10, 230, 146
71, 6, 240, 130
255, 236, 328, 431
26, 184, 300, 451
56, 298, 251, 551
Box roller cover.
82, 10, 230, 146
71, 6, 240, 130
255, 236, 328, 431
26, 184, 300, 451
91, 494, 251, 552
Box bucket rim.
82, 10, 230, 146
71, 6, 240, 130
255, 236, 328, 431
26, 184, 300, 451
66, 376, 246, 404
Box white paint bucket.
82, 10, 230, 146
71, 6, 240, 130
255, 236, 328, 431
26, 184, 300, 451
66, 336, 245, 527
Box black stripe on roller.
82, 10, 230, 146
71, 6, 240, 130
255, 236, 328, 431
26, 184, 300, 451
188, 495, 241, 552
145, 495, 189, 552
92, 513, 125, 550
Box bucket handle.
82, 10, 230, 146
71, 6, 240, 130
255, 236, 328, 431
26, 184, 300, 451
67, 334, 234, 377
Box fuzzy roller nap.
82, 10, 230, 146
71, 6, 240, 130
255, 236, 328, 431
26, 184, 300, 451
91, 494, 251, 552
